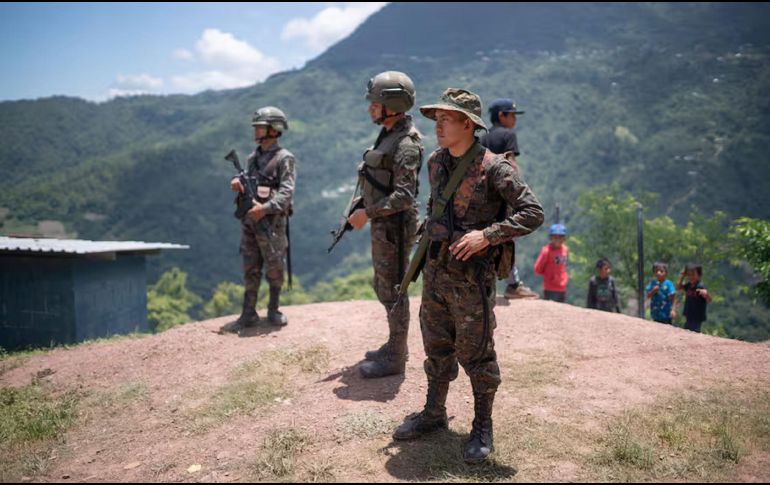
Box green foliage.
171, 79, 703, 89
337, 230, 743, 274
201, 281, 244, 319
310, 267, 378, 302
572, 185, 770, 341
730, 217, 770, 306
147, 267, 202, 332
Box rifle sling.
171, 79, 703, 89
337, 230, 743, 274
397, 142, 484, 292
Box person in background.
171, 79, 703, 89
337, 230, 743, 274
534, 224, 569, 302
646, 261, 676, 324
587, 258, 620, 313
676, 263, 712, 333
480, 98, 538, 300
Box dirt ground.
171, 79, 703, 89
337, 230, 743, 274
3, 298, 769, 482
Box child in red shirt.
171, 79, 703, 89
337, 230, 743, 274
534, 224, 569, 302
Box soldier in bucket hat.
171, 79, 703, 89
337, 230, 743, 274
392, 88, 544, 463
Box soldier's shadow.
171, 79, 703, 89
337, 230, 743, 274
320, 361, 405, 403
216, 318, 284, 338
381, 428, 517, 482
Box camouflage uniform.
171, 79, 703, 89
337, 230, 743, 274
359, 115, 422, 375
421, 145, 543, 391
240, 144, 296, 319
393, 88, 543, 464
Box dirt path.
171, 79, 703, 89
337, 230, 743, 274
3, 299, 769, 482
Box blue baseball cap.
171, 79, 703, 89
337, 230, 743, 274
488, 98, 525, 115
549, 224, 567, 236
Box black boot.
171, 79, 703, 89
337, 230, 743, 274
364, 342, 388, 362
359, 325, 408, 378
463, 390, 495, 463
393, 380, 449, 440
222, 291, 259, 333
267, 286, 287, 326
360, 300, 408, 378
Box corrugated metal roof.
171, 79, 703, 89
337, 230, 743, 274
0, 237, 189, 256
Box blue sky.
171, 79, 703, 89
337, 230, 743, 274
0, 2, 386, 102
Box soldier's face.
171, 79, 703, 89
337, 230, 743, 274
368, 102, 386, 123
254, 126, 268, 141
435, 110, 472, 148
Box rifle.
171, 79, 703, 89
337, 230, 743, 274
328, 179, 364, 253
390, 143, 483, 315
225, 149, 259, 219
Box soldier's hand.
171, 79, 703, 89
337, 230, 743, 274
348, 208, 369, 230
248, 200, 265, 221
231, 178, 245, 193
449, 230, 490, 262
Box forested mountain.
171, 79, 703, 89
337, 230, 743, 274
2, 3, 769, 302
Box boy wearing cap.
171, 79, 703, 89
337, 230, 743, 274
534, 224, 570, 302
480, 98, 538, 300
392, 88, 543, 463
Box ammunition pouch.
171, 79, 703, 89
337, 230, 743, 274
493, 241, 516, 280
360, 150, 394, 207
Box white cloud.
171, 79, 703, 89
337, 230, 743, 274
196, 28, 265, 67
173, 48, 195, 61
115, 73, 164, 91
109, 29, 282, 98
108, 73, 164, 98
281, 2, 386, 52
168, 29, 281, 93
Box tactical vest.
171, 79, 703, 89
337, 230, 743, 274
359, 121, 422, 209
247, 147, 290, 201
241, 147, 293, 216
427, 147, 517, 279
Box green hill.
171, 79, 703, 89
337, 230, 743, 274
1, 2, 769, 308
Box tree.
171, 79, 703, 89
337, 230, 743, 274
730, 217, 770, 307
147, 268, 202, 332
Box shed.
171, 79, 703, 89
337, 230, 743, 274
0, 237, 188, 351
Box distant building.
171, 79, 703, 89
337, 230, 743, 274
0, 237, 188, 351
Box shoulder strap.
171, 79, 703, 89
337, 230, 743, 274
430, 143, 484, 220
263, 148, 289, 179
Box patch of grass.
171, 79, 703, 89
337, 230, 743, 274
236, 345, 331, 376
253, 428, 310, 480
591, 387, 770, 481
338, 410, 395, 439
84, 380, 150, 419
597, 416, 655, 470
190, 345, 330, 433
0, 383, 80, 482
301, 456, 336, 482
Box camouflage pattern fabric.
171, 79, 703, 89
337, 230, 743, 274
420, 143, 544, 393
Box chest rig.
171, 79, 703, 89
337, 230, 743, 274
358, 121, 422, 209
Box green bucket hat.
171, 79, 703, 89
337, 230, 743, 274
419, 88, 487, 130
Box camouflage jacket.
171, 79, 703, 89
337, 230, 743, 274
246, 144, 296, 216
425, 142, 543, 246
359, 115, 422, 220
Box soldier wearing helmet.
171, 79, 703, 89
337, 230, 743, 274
224, 106, 296, 331
347, 71, 423, 378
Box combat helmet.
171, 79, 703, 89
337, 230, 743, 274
251, 106, 288, 132
366, 71, 416, 114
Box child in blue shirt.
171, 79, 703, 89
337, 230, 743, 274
646, 261, 676, 324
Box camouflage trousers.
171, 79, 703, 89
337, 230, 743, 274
370, 211, 417, 341
419, 248, 501, 394
240, 215, 287, 306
